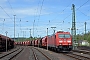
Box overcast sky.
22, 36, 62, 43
0, 0, 90, 38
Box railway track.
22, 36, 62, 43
73, 49, 90, 55
31, 47, 52, 60
0, 47, 23, 60
63, 51, 90, 60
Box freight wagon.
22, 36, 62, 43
0, 34, 14, 51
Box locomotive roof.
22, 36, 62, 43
47, 31, 70, 37
57, 31, 70, 33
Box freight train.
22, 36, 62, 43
38, 31, 72, 52
16, 31, 72, 52
0, 34, 14, 51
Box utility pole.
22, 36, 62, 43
30, 29, 31, 38
5, 31, 8, 52
38, 35, 39, 48
71, 4, 76, 50
25, 31, 26, 40
18, 33, 19, 42
85, 22, 87, 34
47, 28, 48, 50
23, 31, 24, 41
14, 15, 16, 41
84, 22, 87, 40
33, 20, 35, 39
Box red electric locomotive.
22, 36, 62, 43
48, 31, 72, 52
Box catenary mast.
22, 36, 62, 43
71, 4, 76, 50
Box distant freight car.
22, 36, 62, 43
0, 34, 14, 51
38, 38, 43, 48
35, 39, 38, 47
32, 40, 35, 46
42, 36, 47, 48
47, 31, 72, 52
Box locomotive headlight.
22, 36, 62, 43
59, 40, 63, 43
67, 40, 71, 43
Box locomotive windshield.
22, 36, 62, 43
58, 34, 70, 38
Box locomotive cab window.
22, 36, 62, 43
58, 34, 70, 38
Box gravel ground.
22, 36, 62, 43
12, 46, 76, 60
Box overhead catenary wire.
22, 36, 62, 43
63, 0, 90, 22
0, 6, 14, 34
59, 0, 90, 23
45, 0, 90, 35
7, 0, 15, 15
7, 0, 22, 31
78, 10, 89, 17
52, 0, 75, 21
75, 0, 90, 31
34, 0, 74, 35
1, 0, 90, 37
0, 6, 12, 20
38, 0, 44, 21
7, 0, 26, 38
76, 0, 90, 21
76, 0, 90, 10
34, 0, 44, 37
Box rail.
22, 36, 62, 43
0, 47, 23, 60
31, 47, 52, 60
63, 51, 90, 60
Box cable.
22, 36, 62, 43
0, 6, 12, 19
38, 0, 44, 21
75, 0, 90, 31
7, 0, 15, 15
34, 0, 44, 37
62, 0, 90, 27
76, 0, 90, 10
78, 10, 88, 17
52, 0, 74, 21
7, 0, 22, 29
